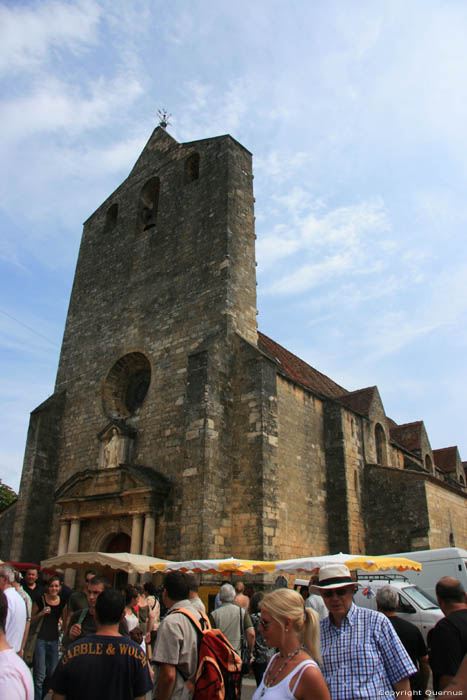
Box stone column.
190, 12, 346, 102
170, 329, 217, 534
142, 515, 155, 556
68, 519, 81, 552
129, 514, 144, 584
57, 521, 70, 556
64, 518, 81, 587
141, 514, 155, 582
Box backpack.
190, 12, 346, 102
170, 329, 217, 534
169, 607, 242, 700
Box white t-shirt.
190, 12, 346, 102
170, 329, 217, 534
0, 647, 34, 700
4, 588, 27, 653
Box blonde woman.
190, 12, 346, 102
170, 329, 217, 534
252, 588, 330, 700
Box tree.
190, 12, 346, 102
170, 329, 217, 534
0, 479, 17, 512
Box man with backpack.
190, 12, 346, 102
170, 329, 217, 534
153, 573, 242, 700
152, 571, 201, 699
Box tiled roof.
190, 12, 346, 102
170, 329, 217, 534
257, 332, 348, 399
390, 421, 424, 453
433, 446, 459, 473
334, 387, 376, 417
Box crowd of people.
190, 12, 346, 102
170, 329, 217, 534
0, 560, 466, 700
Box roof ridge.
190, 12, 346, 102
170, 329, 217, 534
335, 385, 376, 398
257, 331, 348, 399
391, 420, 423, 430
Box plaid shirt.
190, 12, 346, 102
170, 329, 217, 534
320, 603, 417, 700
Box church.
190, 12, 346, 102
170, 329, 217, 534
3, 127, 466, 565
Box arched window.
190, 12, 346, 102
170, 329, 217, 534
138, 177, 160, 231
103, 352, 151, 419
425, 454, 433, 473
375, 423, 386, 465
105, 202, 118, 230
184, 153, 200, 183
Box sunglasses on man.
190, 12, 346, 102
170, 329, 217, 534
321, 587, 354, 598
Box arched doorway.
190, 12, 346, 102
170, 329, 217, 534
106, 532, 131, 553
106, 532, 131, 588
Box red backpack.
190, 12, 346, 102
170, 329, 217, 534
169, 608, 242, 700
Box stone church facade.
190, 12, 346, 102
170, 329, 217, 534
4, 127, 466, 565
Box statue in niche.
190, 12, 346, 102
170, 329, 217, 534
98, 423, 135, 468
104, 428, 121, 468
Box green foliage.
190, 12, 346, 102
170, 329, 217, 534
0, 479, 17, 512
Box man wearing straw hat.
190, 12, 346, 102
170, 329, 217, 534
311, 564, 416, 699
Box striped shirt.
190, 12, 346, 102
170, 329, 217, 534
320, 602, 417, 699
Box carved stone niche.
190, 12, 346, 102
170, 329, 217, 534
98, 422, 136, 469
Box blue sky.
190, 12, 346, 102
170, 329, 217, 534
1, 0, 467, 491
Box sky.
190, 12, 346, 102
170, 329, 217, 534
1, 0, 467, 492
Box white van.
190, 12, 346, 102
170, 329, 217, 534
387, 548, 467, 601
354, 575, 443, 644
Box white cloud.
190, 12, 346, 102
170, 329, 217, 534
255, 150, 309, 183
258, 195, 390, 285
0, 75, 144, 147
175, 78, 252, 141
0, 0, 101, 74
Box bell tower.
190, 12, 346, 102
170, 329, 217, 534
11, 127, 258, 561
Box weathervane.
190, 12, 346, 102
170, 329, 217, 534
157, 108, 172, 129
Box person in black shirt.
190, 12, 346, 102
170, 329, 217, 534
31, 574, 65, 699
51, 587, 152, 700
22, 567, 43, 606
376, 585, 429, 695
430, 577, 467, 692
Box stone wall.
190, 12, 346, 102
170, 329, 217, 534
364, 465, 430, 553
425, 480, 467, 549
389, 445, 405, 470
323, 402, 350, 553
10, 392, 65, 561
275, 377, 328, 557
229, 338, 280, 559
15, 129, 259, 561
341, 410, 366, 553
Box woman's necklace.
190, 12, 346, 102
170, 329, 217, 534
260, 646, 302, 697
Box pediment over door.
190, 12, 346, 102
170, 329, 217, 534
55, 465, 171, 521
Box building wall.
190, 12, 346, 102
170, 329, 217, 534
364, 466, 431, 553
275, 378, 328, 557
12, 130, 259, 561
229, 339, 281, 560
425, 480, 467, 549
389, 445, 405, 470
342, 410, 366, 554
10, 392, 65, 561
323, 403, 350, 553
